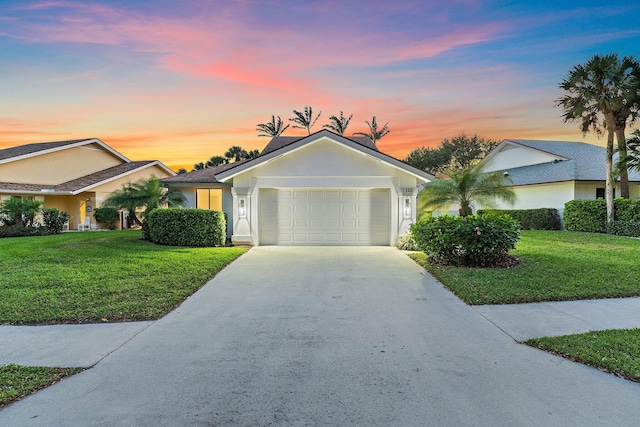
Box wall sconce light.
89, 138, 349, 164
238, 198, 246, 218
404, 197, 412, 217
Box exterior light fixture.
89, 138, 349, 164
404, 197, 412, 217
238, 198, 246, 218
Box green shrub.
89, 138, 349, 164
93, 207, 119, 229
411, 214, 520, 267
0, 225, 48, 238
396, 232, 419, 250
564, 199, 640, 233
477, 208, 562, 230
606, 221, 640, 237
42, 208, 70, 234
614, 199, 640, 222
563, 199, 607, 232
147, 208, 226, 247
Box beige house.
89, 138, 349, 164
0, 138, 175, 229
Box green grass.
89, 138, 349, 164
408, 230, 640, 305
526, 329, 640, 382
0, 230, 247, 324
0, 364, 83, 407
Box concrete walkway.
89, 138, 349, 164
1, 247, 640, 426
474, 297, 640, 341
0, 322, 154, 367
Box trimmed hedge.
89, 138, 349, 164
606, 221, 640, 237
147, 208, 226, 247
411, 214, 520, 267
563, 199, 607, 232
477, 208, 562, 230
0, 225, 48, 238
563, 199, 640, 233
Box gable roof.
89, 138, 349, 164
162, 130, 432, 185
0, 138, 130, 164
482, 139, 640, 186
215, 130, 433, 182
260, 135, 378, 156
0, 161, 175, 195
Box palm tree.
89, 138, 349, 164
556, 53, 638, 222
626, 129, 640, 172
353, 116, 390, 145
0, 197, 43, 227
193, 162, 206, 171
611, 56, 640, 196
225, 146, 248, 162
103, 177, 186, 238
323, 111, 353, 135
257, 115, 289, 138
243, 149, 261, 160
289, 106, 321, 135
419, 166, 516, 217
206, 156, 228, 167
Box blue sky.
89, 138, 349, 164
1, 0, 638, 170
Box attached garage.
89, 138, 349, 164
169, 130, 433, 246
259, 188, 390, 245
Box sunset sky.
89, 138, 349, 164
1, 1, 639, 171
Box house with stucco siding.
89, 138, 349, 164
0, 138, 175, 229
163, 130, 433, 246
477, 139, 640, 215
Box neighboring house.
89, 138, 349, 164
163, 130, 433, 246
0, 138, 175, 229
477, 139, 640, 215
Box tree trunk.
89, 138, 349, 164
615, 120, 629, 199
604, 113, 616, 224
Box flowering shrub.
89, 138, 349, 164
411, 214, 520, 267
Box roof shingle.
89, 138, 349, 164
0, 139, 93, 161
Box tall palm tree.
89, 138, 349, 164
256, 115, 289, 138
556, 53, 639, 222
323, 111, 353, 135
611, 56, 640, 196
353, 116, 390, 145
225, 146, 248, 162
419, 166, 516, 217
289, 106, 321, 135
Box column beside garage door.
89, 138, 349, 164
259, 188, 390, 245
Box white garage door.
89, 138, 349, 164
260, 189, 390, 245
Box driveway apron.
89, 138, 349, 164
1, 246, 639, 426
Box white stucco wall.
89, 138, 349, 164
482, 145, 560, 173
480, 181, 576, 215
228, 138, 422, 245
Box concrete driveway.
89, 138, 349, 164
1, 246, 639, 426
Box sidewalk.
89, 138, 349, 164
473, 297, 640, 341
0, 321, 153, 367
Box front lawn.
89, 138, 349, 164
409, 230, 640, 305
0, 364, 83, 408
526, 329, 640, 382
0, 231, 247, 324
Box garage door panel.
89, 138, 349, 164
260, 188, 390, 245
